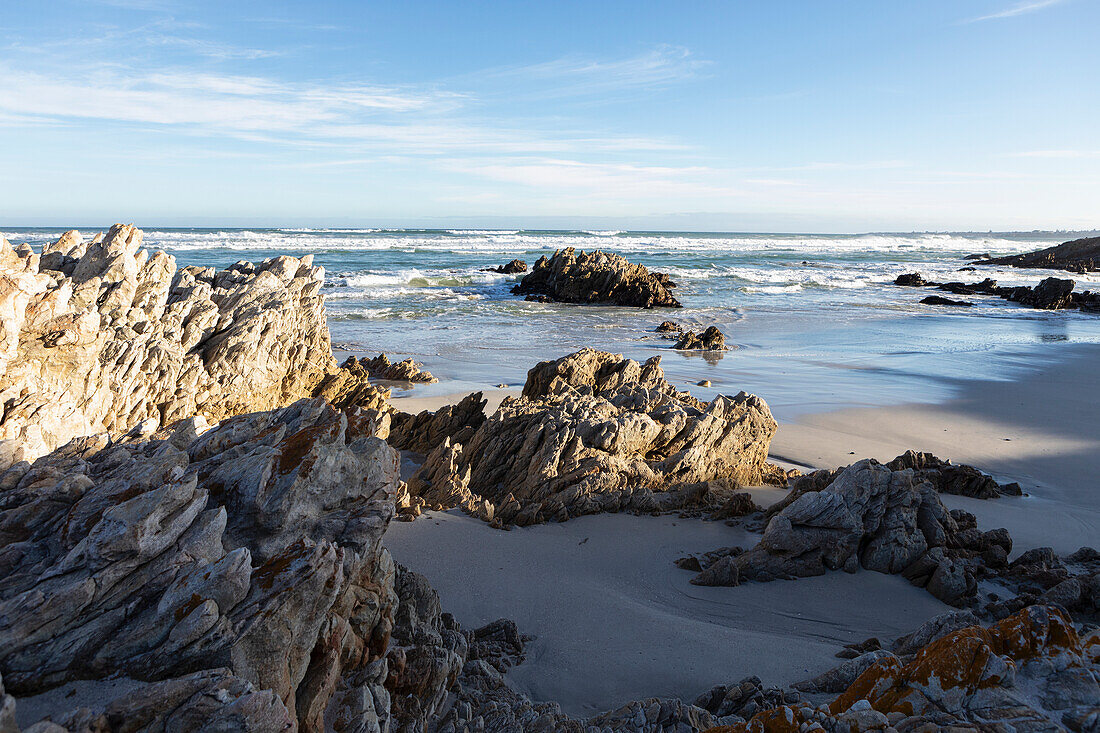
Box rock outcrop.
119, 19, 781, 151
687, 456, 1098, 617
0, 225, 370, 467
485, 259, 527, 275
388, 392, 487, 455
895, 271, 1099, 312
511, 248, 682, 308
674, 326, 728, 351
0, 397, 402, 731
708, 605, 1100, 733
405, 349, 782, 527
979, 235, 1100, 273
920, 295, 972, 307
336, 354, 437, 384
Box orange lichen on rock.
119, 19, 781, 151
725, 606, 1091, 733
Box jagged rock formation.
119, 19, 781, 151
674, 326, 728, 351
0, 225, 367, 467
707, 605, 1100, 733
511, 248, 682, 308
388, 392, 487, 455
655, 320, 682, 333
485, 259, 527, 275
979, 235, 1100, 273
334, 354, 437, 384
406, 349, 782, 527
895, 271, 1099, 312
0, 398, 402, 731
688, 457, 1097, 615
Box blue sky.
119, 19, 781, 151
1, 0, 1097, 231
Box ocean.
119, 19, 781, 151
7, 227, 1100, 419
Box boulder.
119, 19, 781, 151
406, 349, 781, 526
675, 326, 728, 351
511, 248, 681, 308
486, 259, 527, 275
690, 458, 977, 605
894, 273, 926, 286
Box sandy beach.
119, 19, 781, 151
385, 342, 1100, 715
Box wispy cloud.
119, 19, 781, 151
961, 0, 1065, 23
467, 45, 709, 99
1012, 149, 1100, 159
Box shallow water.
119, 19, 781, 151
8, 227, 1100, 417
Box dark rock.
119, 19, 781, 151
895, 273, 926, 286
980, 236, 1100, 273
655, 320, 682, 333
512, 248, 682, 308
921, 295, 973, 307
485, 259, 527, 274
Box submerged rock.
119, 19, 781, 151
675, 326, 728, 351
406, 348, 781, 526
511, 248, 682, 308
920, 295, 973, 307
655, 320, 683, 333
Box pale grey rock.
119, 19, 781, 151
0, 398, 399, 732
691, 458, 984, 606
792, 650, 899, 694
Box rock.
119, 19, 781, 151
718, 605, 1100, 733
920, 295, 973, 307
346, 353, 437, 383
675, 326, 728, 351
0, 397, 401, 731
486, 259, 527, 274
690, 458, 984, 606
406, 348, 781, 526
980, 236, 1100, 273
1016, 276, 1077, 310
698, 379, 711, 387
511, 248, 681, 308
964, 253, 992, 261
388, 391, 487, 454
0, 225, 385, 466
885, 450, 1019, 499
655, 320, 682, 333
710, 492, 763, 520
793, 650, 899, 694
890, 266, 1092, 313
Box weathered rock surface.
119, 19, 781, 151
485, 259, 527, 275
406, 349, 782, 527
388, 392, 487, 455
655, 320, 682, 334
512, 248, 682, 308
675, 326, 728, 351
980, 235, 1100, 273
688, 456, 1098, 618
0, 397, 403, 731
709, 605, 1100, 733
0, 225, 370, 466
342, 354, 437, 384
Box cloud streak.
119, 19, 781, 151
961, 0, 1065, 23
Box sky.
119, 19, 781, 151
0, 0, 1097, 232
